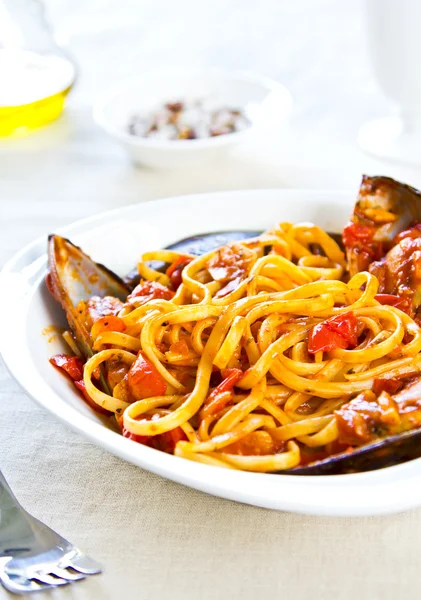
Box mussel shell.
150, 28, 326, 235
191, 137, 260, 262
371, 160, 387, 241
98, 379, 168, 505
326, 231, 344, 250
286, 428, 421, 475
359, 176, 421, 242
124, 230, 262, 290
166, 231, 262, 255
48, 235, 129, 358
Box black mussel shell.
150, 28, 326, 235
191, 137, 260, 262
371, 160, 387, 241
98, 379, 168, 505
286, 428, 421, 475
123, 230, 261, 290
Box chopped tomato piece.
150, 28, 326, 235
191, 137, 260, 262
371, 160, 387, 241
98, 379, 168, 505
326, 312, 359, 345
91, 315, 126, 339
168, 339, 191, 358
119, 417, 186, 454
224, 431, 283, 456
218, 368, 243, 391
151, 427, 187, 453
127, 351, 167, 400
201, 368, 243, 418
74, 380, 112, 416
308, 312, 359, 354
342, 222, 384, 262
308, 327, 349, 354
127, 280, 174, 305
50, 353, 84, 381
343, 222, 375, 246
166, 339, 196, 364
201, 391, 233, 418
372, 377, 404, 396
122, 427, 151, 446
375, 294, 411, 314
166, 256, 192, 290
50, 354, 112, 415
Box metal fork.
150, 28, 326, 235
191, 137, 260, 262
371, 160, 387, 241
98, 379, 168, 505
0, 468, 102, 594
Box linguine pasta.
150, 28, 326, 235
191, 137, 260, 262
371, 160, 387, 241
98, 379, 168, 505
63, 221, 421, 472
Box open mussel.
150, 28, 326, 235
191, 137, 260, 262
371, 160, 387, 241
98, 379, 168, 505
49, 231, 263, 353
344, 175, 421, 276
48, 235, 130, 359
289, 377, 421, 475
345, 175, 421, 318
292, 175, 421, 475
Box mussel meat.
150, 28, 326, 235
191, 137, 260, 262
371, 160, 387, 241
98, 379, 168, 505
344, 175, 421, 319
123, 230, 261, 290
343, 175, 421, 275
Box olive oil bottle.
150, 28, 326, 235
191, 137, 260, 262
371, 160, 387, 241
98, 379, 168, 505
0, 2, 76, 137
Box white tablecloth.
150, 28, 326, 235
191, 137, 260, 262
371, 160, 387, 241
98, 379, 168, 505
2, 1, 421, 598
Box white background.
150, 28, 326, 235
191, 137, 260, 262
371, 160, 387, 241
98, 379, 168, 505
2, 0, 421, 267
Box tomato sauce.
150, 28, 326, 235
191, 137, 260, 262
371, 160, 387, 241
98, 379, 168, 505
166, 256, 192, 290
308, 312, 359, 354
335, 390, 400, 445
127, 351, 167, 400
127, 280, 174, 305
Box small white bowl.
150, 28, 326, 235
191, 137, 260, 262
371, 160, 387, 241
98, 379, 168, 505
93, 70, 292, 169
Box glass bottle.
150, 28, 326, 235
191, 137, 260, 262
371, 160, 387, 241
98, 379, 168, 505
358, 0, 421, 166
0, 0, 76, 137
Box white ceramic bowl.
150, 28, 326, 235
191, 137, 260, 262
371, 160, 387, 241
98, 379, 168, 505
93, 70, 292, 169
3, 189, 421, 516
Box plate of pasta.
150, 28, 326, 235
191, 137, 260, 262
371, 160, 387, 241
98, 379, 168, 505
3, 177, 421, 516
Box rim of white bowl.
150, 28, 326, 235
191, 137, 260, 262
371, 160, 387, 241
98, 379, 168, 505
93, 68, 293, 150
4, 188, 421, 516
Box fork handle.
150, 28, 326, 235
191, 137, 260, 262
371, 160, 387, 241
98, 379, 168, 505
0, 470, 21, 510
0, 468, 35, 556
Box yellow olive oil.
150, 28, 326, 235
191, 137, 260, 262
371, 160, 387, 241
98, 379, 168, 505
0, 49, 76, 137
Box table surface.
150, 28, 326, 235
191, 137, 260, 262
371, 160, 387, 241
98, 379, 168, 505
2, 1, 421, 598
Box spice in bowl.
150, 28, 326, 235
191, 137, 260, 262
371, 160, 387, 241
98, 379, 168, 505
127, 99, 250, 141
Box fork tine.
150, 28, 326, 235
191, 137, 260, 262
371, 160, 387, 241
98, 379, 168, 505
32, 572, 69, 586
49, 566, 86, 581
68, 554, 102, 575
0, 573, 49, 594
0, 468, 102, 593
